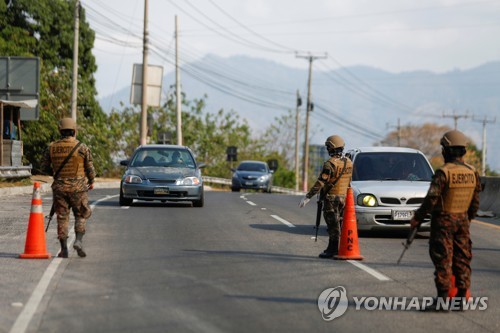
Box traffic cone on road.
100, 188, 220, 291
19, 182, 51, 259
334, 187, 364, 260
448, 275, 471, 298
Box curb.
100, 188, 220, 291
0, 181, 121, 197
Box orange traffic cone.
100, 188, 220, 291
19, 182, 51, 259
334, 187, 364, 260
448, 275, 471, 298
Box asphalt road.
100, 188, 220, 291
1, 188, 499, 333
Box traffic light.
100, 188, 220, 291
226, 146, 237, 162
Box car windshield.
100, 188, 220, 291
352, 152, 433, 181
237, 163, 267, 172
129, 148, 196, 169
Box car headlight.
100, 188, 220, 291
258, 175, 269, 181
177, 177, 201, 185
357, 194, 378, 207
124, 175, 142, 184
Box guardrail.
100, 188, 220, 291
203, 176, 305, 195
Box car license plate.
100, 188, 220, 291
392, 210, 413, 220
245, 182, 254, 186
154, 187, 169, 195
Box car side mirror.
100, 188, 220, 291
198, 162, 207, 169
120, 160, 129, 166
230, 168, 236, 172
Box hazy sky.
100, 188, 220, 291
82, 0, 500, 98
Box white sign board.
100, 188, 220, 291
130, 64, 163, 107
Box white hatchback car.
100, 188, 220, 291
346, 147, 433, 232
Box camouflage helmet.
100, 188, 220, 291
440, 130, 468, 148
325, 135, 345, 149
58, 117, 76, 131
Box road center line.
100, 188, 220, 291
270, 215, 295, 228
347, 260, 392, 281
10, 194, 117, 333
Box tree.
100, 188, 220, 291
1, 0, 112, 175
381, 122, 484, 171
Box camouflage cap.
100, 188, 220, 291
58, 117, 76, 131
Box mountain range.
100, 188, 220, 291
98, 55, 500, 172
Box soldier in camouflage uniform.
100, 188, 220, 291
299, 135, 353, 258
410, 130, 481, 311
42, 118, 95, 258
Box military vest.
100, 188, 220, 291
439, 162, 476, 213
328, 157, 353, 196
49, 139, 85, 179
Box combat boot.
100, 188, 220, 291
422, 290, 450, 312
58, 238, 68, 258
73, 232, 86, 257
319, 237, 339, 259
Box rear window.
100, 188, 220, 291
352, 152, 433, 181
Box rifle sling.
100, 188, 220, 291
53, 141, 82, 179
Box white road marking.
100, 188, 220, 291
347, 260, 392, 281
9, 194, 117, 333
246, 201, 256, 206
270, 215, 296, 228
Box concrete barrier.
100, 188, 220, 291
479, 176, 500, 216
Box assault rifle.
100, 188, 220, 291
396, 226, 418, 265
45, 203, 55, 232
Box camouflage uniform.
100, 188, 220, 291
42, 136, 95, 240
413, 161, 481, 291
306, 156, 353, 240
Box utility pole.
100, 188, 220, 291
175, 15, 183, 146
442, 110, 469, 130
386, 118, 401, 146
295, 90, 302, 192
140, 0, 149, 146
296, 52, 327, 191
71, 0, 79, 121
472, 115, 496, 176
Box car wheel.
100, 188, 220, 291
119, 187, 133, 206
193, 192, 204, 207
231, 187, 240, 192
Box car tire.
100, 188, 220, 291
119, 186, 133, 206
193, 192, 204, 207
231, 187, 240, 192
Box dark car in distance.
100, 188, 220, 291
119, 145, 205, 207
231, 160, 273, 193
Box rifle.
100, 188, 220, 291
45, 203, 55, 232
397, 227, 419, 265
314, 191, 327, 242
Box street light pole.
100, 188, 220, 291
140, 0, 149, 146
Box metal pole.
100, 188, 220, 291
140, 0, 149, 146
175, 15, 183, 146
71, 0, 79, 121
295, 90, 300, 192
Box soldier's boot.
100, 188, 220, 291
73, 232, 86, 258
452, 288, 468, 311
319, 237, 339, 259
58, 238, 68, 258
422, 290, 450, 312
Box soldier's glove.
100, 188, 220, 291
299, 196, 310, 208
410, 217, 421, 229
